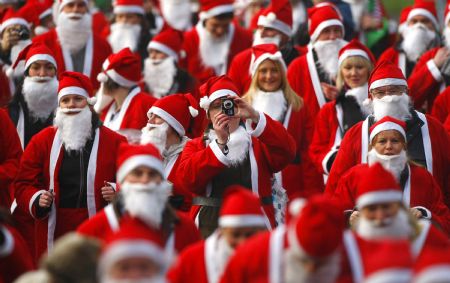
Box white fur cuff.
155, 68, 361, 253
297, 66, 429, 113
246, 111, 266, 137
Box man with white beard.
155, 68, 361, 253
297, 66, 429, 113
168, 186, 267, 283
379, 1, 439, 79
220, 195, 345, 283
77, 143, 201, 261
145, 28, 198, 99
14, 71, 126, 261
326, 60, 450, 209
181, 0, 253, 83
287, 3, 348, 119
33, 0, 112, 89
108, 0, 152, 62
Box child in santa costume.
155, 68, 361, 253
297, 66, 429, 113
242, 43, 321, 199
168, 185, 267, 283
14, 71, 126, 261
176, 75, 296, 238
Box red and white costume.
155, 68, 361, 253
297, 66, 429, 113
413, 245, 450, 283
431, 85, 450, 124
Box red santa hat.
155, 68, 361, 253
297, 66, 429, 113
199, 75, 239, 111
99, 217, 166, 274
12, 42, 57, 73
369, 116, 407, 144
116, 143, 164, 183
218, 185, 267, 228
407, 0, 438, 29
364, 240, 413, 283
398, 6, 412, 33
356, 163, 402, 209
97, 48, 141, 88
198, 0, 234, 20
413, 247, 450, 283
289, 195, 344, 258
250, 43, 286, 77
59, 0, 88, 12
147, 93, 199, 136
113, 0, 145, 15
307, 4, 344, 43
0, 8, 30, 34
147, 27, 183, 61
58, 71, 96, 105
338, 39, 375, 67
257, 0, 293, 37
368, 60, 408, 91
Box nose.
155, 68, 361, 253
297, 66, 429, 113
303, 261, 320, 273
38, 67, 46, 77
139, 173, 151, 184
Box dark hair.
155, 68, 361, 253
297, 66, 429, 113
103, 77, 121, 92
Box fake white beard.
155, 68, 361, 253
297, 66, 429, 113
54, 106, 93, 152
355, 208, 412, 240
143, 57, 176, 98
251, 89, 287, 122
10, 39, 32, 77
210, 234, 235, 283
284, 248, 341, 283
252, 29, 281, 46
370, 93, 412, 122
57, 12, 92, 54
345, 83, 370, 115
444, 27, 450, 49
101, 275, 166, 283
313, 39, 347, 81
198, 23, 230, 71
367, 149, 407, 182
108, 22, 142, 53
402, 23, 436, 62
140, 122, 169, 153
208, 126, 251, 167
121, 181, 171, 228
160, 0, 191, 31
22, 76, 58, 121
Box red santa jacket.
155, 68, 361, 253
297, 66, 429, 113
33, 29, 112, 90
180, 23, 252, 84
333, 163, 450, 235
14, 125, 125, 259
326, 113, 450, 207
77, 204, 200, 256
100, 88, 157, 131
431, 86, 450, 124
177, 112, 296, 228
378, 47, 408, 76
0, 109, 22, 208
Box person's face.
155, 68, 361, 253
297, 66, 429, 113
407, 15, 434, 30
108, 256, 161, 280
149, 49, 169, 60
123, 166, 163, 185
147, 113, 178, 139
371, 130, 406, 156
59, 94, 88, 113
370, 85, 408, 99
2, 24, 26, 41
61, 0, 88, 14
341, 58, 369, 89
115, 13, 142, 25
207, 97, 240, 129
204, 17, 231, 38
360, 202, 401, 225
316, 25, 343, 41
220, 226, 265, 249
28, 61, 56, 78
257, 59, 282, 92
258, 26, 282, 39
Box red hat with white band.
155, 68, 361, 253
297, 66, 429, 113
0, 8, 30, 34
199, 75, 239, 111
58, 71, 96, 105
368, 60, 408, 91
113, 0, 145, 15
369, 116, 407, 144
97, 48, 141, 88
59, 0, 88, 12
307, 3, 344, 43
12, 42, 57, 73
250, 43, 286, 77
407, 1, 438, 29
198, 0, 234, 20
338, 39, 375, 67
257, 0, 293, 37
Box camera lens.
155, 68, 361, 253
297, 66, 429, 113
223, 100, 233, 109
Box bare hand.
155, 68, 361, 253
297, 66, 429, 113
212, 112, 233, 144
233, 97, 259, 122
410, 208, 423, 219
321, 83, 339, 101
1, 31, 20, 52
433, 47, 450, 68
361, 14, 381, 30
349, 210, 360, 228
38, 191, 54, 208
101, 183, 116, 202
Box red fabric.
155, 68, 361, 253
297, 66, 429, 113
176, 114, 296, 227
167, 153, 193, 211
14, 126, 126, 260
92, 11, 109, 36
431, 86, 450, 123
33, 29, 112, 90
180, 24, 252, 84
325, 115, 450, 208
102, 47, 142, 84
0, 69, 12, 107
377, 47, 400, 68
167, 240, 208, 283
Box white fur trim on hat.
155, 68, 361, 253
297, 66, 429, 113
414, 265, 450, 283
58, 86, 89, 101
113, 5, 145, 15
365, 268, 412, 283
219, 215, 266, 228
117, 155, 164, 183
147, 41, 178, 61
288, 198, 306, 217
105, 69, 137, 87
25, 54, 57, 71
357, 190, 403, 209
369, 122, 406, 143
189, 106, 198, 117
257, 14, 292, 36
250, 51, 286, 76
445, 8, 450, 25
369, 78, 408, 91
0, 18, 29, 33
310, 19, 344, 43
199, 89, 238, 110
338, 49, 370, 67
97, 72, 108, 83
149, 106, 185, 136
407, 8, 438, 28
39, 8, 52, 20
59, 0, 88, 11
199, 4, 234, 20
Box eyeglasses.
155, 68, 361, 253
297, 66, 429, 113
370, 87, 408, 99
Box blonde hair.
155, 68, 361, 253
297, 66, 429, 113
336, 56, 373, 91
243, 59, 303, 112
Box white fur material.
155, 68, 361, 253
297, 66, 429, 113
108, 22, 141, 53
252, 29, 281, 46
144, 57, 176, 98
369, 122, 406, 142
208, 126, 251, 167
57, 12, 92, 54
117, 155, 165, 183
367, 149, 407, 182
310, 19, 344, 43
251, 89, 287, 122
371, 93, 411, 122
149, 106, 185, 136
345, 83, 370, 114
257, 13, 292, 36
53, 106, 93, 152
407, 8, 438, 28
369, 79, 407, 90
58, 86, 89, 101
338, 49, 369, 66
401, 23, 436, 62
140, 122, 169, 154
219, 215, 266, 228
313, 39, 347, 80
355, 209, 412, 240
147, 41, 178, 61
160, 0, 192, 31
22, 76, 58, 121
